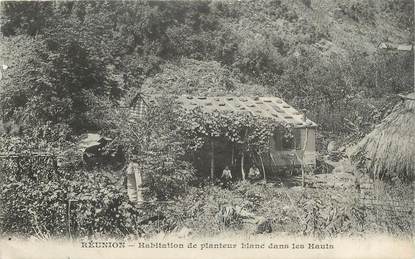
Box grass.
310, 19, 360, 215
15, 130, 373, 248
147, 179, 413, 239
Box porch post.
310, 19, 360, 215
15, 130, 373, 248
241, 152, 245, 181
210, 139, 215, 179
259, 153, 266, 182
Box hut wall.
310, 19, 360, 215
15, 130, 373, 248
269, 129, 299, 167
301, 128, 316, 165
269, 127, 316, 167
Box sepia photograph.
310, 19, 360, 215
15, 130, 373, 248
0, 1, 414, 258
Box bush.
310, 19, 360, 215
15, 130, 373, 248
141, 148, 196, 201
338, 0, 376, 24
0, 167, 144, 238
383, 0, 414, 29
151, 181, 413, 238
0, 136, 143, 238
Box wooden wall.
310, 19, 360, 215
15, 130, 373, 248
268, 127, 316, 167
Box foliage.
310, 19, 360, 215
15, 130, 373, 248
103, 96, 196, 200
0, 167, 145, 238
0, 34, 113, 134
0, 135, 60, 155
159, 185, 248, 235
337, 0, 377, 24
0, 0, 413, 239
176, 107, 288, 156
142, 59, 236, 95
142, 58, 270, 96
0, 1, 53, 36
139, 141, 195, 201
0, 126, 140, 238
154, 182, 413, 238
1, 0, 413, 136
382, 0, 414, 29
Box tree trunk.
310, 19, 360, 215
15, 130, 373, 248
67, 200, 72, 240
301, 163, 305, 188
210, 140, 215, 179
231, 144, 234, 166
241, 152, 245, 181
241, 128, 248, 181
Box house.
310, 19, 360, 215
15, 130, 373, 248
126, 94, 319, 170
176, 96, 318, 174
123, 93, 317, 200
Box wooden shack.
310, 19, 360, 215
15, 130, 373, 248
177, 96, 318, 177
125, 94, 318, 186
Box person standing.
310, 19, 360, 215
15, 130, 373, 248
221, 165, 232, 188
126, 155, 144, 204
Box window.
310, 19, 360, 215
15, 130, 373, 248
274, 128, 301, 150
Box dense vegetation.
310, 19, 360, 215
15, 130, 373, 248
0, 0, 413, 238
1, 0, 413, 135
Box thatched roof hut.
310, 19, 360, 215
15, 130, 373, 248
352, 93, 415, 181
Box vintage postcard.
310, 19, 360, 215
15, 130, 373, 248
0, 0, 413, 258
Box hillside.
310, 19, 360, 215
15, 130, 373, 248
0, 0, 413, 145
138, 0, 414, 137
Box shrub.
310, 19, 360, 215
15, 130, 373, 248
0, 167, 144, 238
338, 0, 376, 24
149, 181, 413, 238
0, 137, 143, 238
141, 148, 196, 201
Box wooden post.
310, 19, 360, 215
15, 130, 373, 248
301, 163, 305, 188
375, 56, 378, 91
67, 200, 72, 240
293, 128, 308, 188
241, 128, 248, 181
259, 153, 266, 182
270, 153, 283, 184
241, 152, 245, 181
210, 140, 215, 179
231, 144, 235, 166
301, 128, 309, 187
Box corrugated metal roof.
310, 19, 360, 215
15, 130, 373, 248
176, 96, 317, 128
78, 133, 112, 151
378, 42, 413, 51
397, 45, 413, 51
